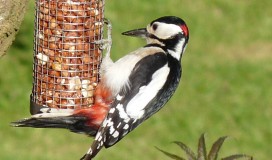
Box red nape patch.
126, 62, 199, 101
180, 24, 189, 37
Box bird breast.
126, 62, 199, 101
102, 47, 165, 97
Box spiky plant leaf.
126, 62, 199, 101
208, 136, 228, 160
173, 141, 197, 160
221, 154, 253, 160
156, 134, 252, 160
156, 146, 186, 160
197, 133, 207, 160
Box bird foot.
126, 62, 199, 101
92, 18, 112, 58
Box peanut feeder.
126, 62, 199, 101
31, 0, 105, 114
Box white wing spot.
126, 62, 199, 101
112, 131, 119, 138
87, 147, 93, 154
122, 129, 129, 136
116, 94, 123, 101
117, 122, 122, 128
124, 118, 130, 123
116, 104, 129, 119
109, 126, 115, 134
123, 124, 129, 130
98, 141, 104, 149
102, 118, 108, 127
109, 108, 115, 113
106, 118, 113, 127
98, 135, 103, 141
95, 131, 102, 140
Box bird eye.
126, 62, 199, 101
152, 24, 158, 31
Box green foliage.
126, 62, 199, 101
1, 0, 271, 159
157, 134, 252, 160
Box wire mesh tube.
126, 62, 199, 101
31, 0, 105, 114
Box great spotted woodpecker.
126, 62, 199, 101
12, 16, 189, 159
82, 16, 189, 159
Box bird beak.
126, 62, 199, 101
122, 28, 148, 38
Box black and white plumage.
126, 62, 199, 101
82, 16, 189, 159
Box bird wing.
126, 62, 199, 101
103, 52, 172, 147
85, 51, 182, 159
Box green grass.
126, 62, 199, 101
1, 0, 272, 159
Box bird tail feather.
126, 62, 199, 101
11, 110, 97, 136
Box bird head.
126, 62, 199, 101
122, 16, 189, 60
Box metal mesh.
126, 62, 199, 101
31, 0, 105, 114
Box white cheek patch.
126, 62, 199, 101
126, 64, 170, 119
149, 22, 182, 39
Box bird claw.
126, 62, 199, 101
92, 18, 112, 57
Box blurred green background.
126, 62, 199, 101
1, 0, 272, 159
